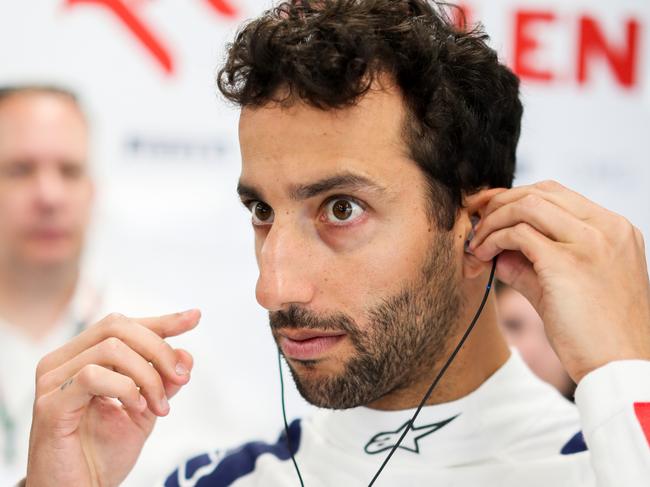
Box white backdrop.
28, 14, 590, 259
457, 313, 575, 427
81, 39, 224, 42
0, 0, 648, 484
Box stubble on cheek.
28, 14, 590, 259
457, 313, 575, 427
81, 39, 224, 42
273, 231, 462, 409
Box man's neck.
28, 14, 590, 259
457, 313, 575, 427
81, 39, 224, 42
368, 293, 511, 410
0, 260, 79, 341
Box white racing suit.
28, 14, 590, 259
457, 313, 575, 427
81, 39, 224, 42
163, 352, 650, 486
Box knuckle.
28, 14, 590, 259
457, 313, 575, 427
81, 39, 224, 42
35, 355, 53, 379
101, 312, 127, 333
486, 193, 507, 214
35, 372, 53, 396
520, 193, 542, 210
621, 218, 636, 237
616, 220, 643, 254
605, 216, 635, 247
536, 180, 562, 192
78, 364, 101, 386
101, 336, 124, 356
514, 222, 533, 237
33, 395, 52, 419
103, 315, 129, 338
106, 312, 126, 322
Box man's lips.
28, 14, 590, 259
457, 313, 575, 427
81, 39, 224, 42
278, 329, 346, 361
28, 228, 70, 240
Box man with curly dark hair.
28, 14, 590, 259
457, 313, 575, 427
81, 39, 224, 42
21, 1, 650, 486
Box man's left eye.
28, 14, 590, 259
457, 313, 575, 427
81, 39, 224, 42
322, 198, 364, 225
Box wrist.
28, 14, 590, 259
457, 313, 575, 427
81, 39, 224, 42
566, 349, 650, 383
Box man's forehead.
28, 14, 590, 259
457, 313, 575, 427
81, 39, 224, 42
238, 86, 407, 148
236, 85, 421, 203
0, 92, 85, 123
0, 95, 89, 163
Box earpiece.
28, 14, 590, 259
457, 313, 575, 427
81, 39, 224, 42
464, 215, 480, 253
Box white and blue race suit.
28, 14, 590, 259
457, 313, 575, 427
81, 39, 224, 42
162, 352, 650, 487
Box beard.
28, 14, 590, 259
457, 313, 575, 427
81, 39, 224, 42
269, 231, 462, 409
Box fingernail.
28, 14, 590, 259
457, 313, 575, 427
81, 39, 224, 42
181, 309, 196, 316
160, 396, 169, 412
175, 362, 189, 376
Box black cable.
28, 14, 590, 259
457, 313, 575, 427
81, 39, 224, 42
279, 257, 498, 487
279, 351, 306, 487
367, 256, 497, 486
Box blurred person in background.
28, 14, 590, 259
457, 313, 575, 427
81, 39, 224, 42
0, 87, 94, 336
495, 280, 576, 400
0, 85, 262, 487
0, 86, 101, 485
0, 85, 99, 484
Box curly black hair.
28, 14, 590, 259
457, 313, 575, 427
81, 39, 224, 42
218, 0, 523, 229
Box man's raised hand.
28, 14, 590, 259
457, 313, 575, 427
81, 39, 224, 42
25, 309, 201, 487
468, 181, 650, 384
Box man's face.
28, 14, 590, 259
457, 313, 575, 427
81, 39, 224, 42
0, 93, 93, 269
238, 87, 465, 409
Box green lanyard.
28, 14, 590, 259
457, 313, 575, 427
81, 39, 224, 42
0, 319, 87, 466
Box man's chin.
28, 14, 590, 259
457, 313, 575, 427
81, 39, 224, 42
289, 358, 319, 370
284, 357, 374, 409
285, 354, 344, 376
23, 243, 79, 268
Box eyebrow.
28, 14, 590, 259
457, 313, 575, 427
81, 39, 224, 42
237, 171, 387, 202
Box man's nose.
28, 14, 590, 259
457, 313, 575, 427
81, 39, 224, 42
255, 223, 316, 312
34, 169, 66, 210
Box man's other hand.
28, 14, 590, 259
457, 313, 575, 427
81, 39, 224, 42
468, 181, 650, 383
25, 309, 201, 487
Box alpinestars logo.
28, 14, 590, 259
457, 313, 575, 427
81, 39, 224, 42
364, 415, 459, 455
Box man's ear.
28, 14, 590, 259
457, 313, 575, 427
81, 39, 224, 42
461, 188, 505, 279
461, 214, 484, 279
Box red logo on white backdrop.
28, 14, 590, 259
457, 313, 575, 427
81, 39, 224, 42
456, 3, 642, 90
64, 0, 644, 89
64, 0, 238, 75
512, 10, 639, 88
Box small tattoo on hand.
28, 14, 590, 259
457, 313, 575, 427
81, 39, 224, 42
60, 378, 74, 391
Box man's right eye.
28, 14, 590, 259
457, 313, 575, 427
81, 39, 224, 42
248, 201, 274, 226
1, 162, 33, 178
